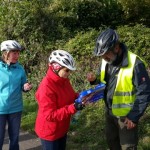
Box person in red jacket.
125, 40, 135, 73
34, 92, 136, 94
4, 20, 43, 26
35, 50, 84, 150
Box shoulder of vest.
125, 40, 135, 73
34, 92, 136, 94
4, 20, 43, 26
128, 51, 147, 67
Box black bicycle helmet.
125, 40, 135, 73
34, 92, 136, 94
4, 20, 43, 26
94, 29, 119, 56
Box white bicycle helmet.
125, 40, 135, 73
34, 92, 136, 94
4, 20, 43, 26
1, 40, 23, 51
49, 50, 76, 71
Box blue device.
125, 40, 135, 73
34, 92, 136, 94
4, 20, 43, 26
76, 83, 105, 103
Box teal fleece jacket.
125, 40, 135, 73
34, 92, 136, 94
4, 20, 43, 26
0, 60, 27, 114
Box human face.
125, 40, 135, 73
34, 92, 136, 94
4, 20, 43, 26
58, 67, 71, 78
101, 45, 119, 64
102, 50, 117, 64
6, 50, 20, 64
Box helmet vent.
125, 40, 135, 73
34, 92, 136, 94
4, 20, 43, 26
56, 57, 61, 61
53, 52, 57, 55
59, 53, 64, 57
63, 58, 71, 66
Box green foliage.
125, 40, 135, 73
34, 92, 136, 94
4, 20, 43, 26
75, 0, 105, 28
0, 0, 72, 51
138, 106, 150, 149
117, 24, 150, 66
75, 0, 124, 28
67, 101, 107, 150
22, 93, 38, 133
118, 0, 150, 26
64, 29, 98, 57
0, 0, 150, 149
50, 0, 124, 29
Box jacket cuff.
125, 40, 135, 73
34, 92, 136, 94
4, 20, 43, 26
68, 104, 77, 114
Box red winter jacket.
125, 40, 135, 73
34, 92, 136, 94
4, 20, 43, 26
35, 67, 78, 141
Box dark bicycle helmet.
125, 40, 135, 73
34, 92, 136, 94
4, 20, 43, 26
94, 29, 119, 56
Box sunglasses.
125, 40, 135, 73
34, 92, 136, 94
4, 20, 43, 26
64, 68, 71, 73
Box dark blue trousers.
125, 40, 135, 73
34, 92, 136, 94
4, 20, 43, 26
41, 134, 67, 150
0, 112, 22, 150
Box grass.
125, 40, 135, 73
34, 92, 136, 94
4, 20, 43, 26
66, 101, 107, 150
21, 93, 150, 149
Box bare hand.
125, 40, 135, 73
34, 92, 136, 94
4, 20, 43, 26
124, 117, 136, 129
24, 82, 32, 91
87, 72, 96, 82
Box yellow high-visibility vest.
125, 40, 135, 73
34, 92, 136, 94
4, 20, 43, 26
100, 51, 138, 116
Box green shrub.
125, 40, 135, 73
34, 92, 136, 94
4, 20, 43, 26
117, 24, 150, 67
0, 1, 149, 148
118, 0, 150, 26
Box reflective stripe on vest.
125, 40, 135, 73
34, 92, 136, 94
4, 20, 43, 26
100, 59, 107, 84
100, 51, 137, 116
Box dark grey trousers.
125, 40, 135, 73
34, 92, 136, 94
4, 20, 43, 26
105, 111, 138, 150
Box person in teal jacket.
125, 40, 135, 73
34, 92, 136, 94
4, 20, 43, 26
0, 40, 32, 150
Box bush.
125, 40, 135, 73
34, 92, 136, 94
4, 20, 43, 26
117, 24, 150, 66
118, 0, 150, 26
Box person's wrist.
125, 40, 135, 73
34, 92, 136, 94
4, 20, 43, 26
74, 101, 85, 110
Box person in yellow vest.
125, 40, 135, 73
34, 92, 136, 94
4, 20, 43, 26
87, 28, 150, 150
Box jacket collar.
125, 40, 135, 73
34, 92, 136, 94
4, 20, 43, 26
120, 43, 129, 68
0, 59, 19, 68
46, 66, 69, 85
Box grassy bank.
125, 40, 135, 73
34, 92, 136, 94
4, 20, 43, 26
22, 92, 150, 149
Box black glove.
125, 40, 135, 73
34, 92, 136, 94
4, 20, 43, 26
74, 101, 85, 110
